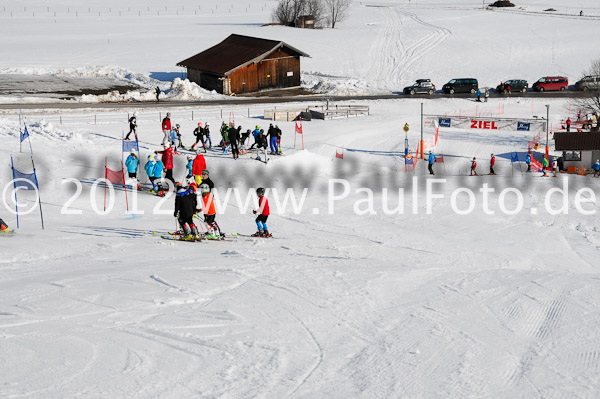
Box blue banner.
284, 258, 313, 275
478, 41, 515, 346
122, 139, 139, 153
438, 118, 451, 128
517, 122, 531, 131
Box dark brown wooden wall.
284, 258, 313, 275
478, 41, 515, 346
187, 48, 302, 94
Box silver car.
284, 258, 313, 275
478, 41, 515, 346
575, 75, 600, 91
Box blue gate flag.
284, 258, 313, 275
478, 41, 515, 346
20, 126, 29, 142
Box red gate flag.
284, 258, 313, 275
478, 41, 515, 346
336, 150, 344, 159
106, 167, 125, 185
434, 127, 439, 146
295, 119, 303, 134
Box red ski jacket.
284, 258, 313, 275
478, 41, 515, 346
258, 195, 270, 216
162, 117, 171, 131
192, 154, 207, 176
491, 156, 495, 166
156, 147, 173, 169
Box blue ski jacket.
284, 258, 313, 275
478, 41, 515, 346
144, 160, 155, 177
428, 153, 437, 164
125, 155, 139, 173
153, 160, 164, 178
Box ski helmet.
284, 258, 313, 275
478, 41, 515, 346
473, 157, 476, 160
148, 155, 154, 161
130, 149, 136, 154
200, 184, 210, 194
187, 155, 193, 160
196, 149, 203, 155
176, 124, 180, 129
175, 182, 182, 188
205, 123, 209, 127
188, 182, 198, 192
166, 112, 171, 117
256, 187, 265, 196
198, 122, 202, 127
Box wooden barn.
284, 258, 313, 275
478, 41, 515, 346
177, 34, 310, 95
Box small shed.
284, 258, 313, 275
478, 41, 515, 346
296, 15, 315, 29
554, 132, 600, 169
177, 34, 310, 95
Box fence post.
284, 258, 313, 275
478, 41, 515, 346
221, 109, 223, 119
60, 116, 62, 124
192, 110, 194, 120
248, 108, 250, 118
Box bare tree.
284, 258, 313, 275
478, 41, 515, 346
273, 0, 324, 26
571, 58, 600, 130
323, 0, 351, 28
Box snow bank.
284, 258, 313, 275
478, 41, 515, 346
79, 78, 225, 103
0, 117, 72, 141
0, 65, 160, 90
302, 72, 380, 96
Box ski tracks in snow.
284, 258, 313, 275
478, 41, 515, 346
366, 6, 451, 89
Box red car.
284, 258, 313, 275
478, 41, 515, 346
532, 76, 568, 92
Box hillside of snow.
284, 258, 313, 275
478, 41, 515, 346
3, 1, 600, 398
1, 0, 599, 101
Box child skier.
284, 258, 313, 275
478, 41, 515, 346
169, 126, 179, 149
252, 187, 271, 237
151, 156, 165, 195
0, 217, 10, 233
125, 149, 140, 190
428, 151, 437, 175
526, 153, 532, 172
199, 183, 221, 239
275, 125, 282, 154
174, 182, 199, 241
190, 123, 206, 152
192, 151, 207, 186
552, 158, 558, 177
542, 157, 549, 176
470, 157, 478, 176
144, 155, 156, 188
174, 124, 184, 149
594, 159, 600, 177
186, 155, 194, 180
203, 123, 212, 148
124, 112, 137, 141
489, 153, 496, 175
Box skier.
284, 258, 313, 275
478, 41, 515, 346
594, 159, 600, 177
161, 112, 171, 145
203, 123, 212, 149
484, 88, 490, 102
155, 86, 161, 102
526, 153, 532, 172
190, 122, 206, 152
241, 129, 251, 148
169, 126, 178, 148
200, 170, 214, 191
252, 187, 271, 237
489, 153, 496, 175
174, 182, 199, 241
124, 112, 137, 141
155, 144, 174, 188
150, 155, 165, 195
0, 217, 10, 233
228, 124, 240, 159
192, 150, 207, 186
275, 125, 282, 154
428, 151, 437, 175
145, 155, 156, 188
566, 117, 572, 133
470, 157, 478, 176
220, 123, 229, 148
199, 183, 221, 239
552, 158, 558, 177
268, 123, 279, 154
185, 155, 194, 180
249, 125, 261, 150
125, 149, 140, 190
476, 89, 481, 102
542, 157, 549, 176
173, 124, 184, 149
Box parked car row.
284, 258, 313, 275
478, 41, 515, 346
402, 75, 600, 95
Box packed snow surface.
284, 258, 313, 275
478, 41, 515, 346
2, 1, 600, 398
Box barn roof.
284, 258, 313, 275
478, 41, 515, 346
176, 34, 310, 76
554, 132, 600, 151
